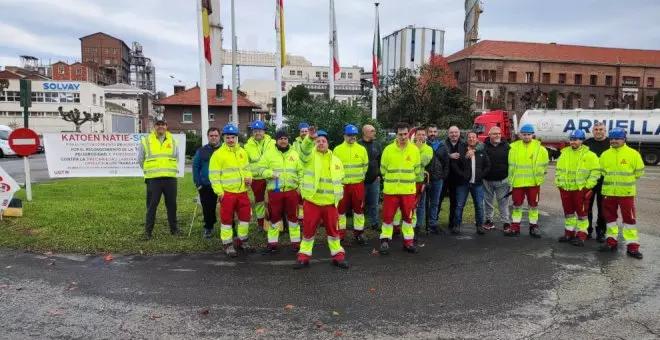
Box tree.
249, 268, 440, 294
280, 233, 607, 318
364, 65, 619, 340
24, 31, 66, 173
155, 91, 168, 100
520, 86, 544, 110
58, 106, 101, 132
283, 84, 312, 113
490, 86, 507, 110
547, 90, 558, 109
418, 54, 458, 89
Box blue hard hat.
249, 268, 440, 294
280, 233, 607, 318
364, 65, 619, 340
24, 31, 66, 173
520, 124, 535, 134
569, 129, 585, 140
222, 124, 238, 135
299, 122, 310, 129
250, 120, 265, 130
344, 124, 358, 136
317, 130, 329, 139
608, 127, 627, 139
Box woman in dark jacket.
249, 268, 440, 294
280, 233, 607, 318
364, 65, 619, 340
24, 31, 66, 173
452, 131, 491, 235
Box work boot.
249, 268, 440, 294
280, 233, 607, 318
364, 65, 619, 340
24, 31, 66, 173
429, 224, 439, 235
596, 233, 606, 243
502, 223, 511, 231
503, 228, 520, 237
203, 229, 213, 239
379, 241, 390, 255
292, 260, 310, 269
355, 233, 366, 246
483, 220, 494, 230
476, 225, 485, 235
450, 226, 461, 235
599, 244, 618, 252
529, 225, 542, 238
291, 243, 300, 253
225, 245, 238, 257
626, 250, 643, 259
333, 260, 350, 269
171, 229, 184, 237
572, 238, 585, 247
239, 241, 256, 253
261, 244, 277, 255
404, 244, 420, 254
140, 232, 152, 241
558, 231, 574, 243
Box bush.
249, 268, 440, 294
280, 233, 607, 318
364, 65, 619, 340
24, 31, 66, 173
185, 131, 202, 157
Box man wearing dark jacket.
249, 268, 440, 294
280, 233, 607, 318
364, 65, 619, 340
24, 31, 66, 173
439, 126, 469, 230
452, 131, 490, 234
192, 127, 222, 238
359, 124, 383, 229
583, 122, 609, 242
482, 127, 511, 231
424, 125, 450, 233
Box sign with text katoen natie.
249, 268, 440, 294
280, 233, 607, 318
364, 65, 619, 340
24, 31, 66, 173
43, 133, 187, 178
0, 166, 20, 210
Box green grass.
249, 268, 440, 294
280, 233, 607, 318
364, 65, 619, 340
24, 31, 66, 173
0, 176, 474, 254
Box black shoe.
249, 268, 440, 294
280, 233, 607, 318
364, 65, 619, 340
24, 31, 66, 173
503, 229, 520, 237
203, 229, 213, 239
333, 260, 350, 269
404, 244, 420, 253
599, 244, 618, 252
379, 241, 390, 255
529, 225, 542, 238
596, 234, 606, 243
356, 233, 366, 246
586, 233, 593, 240
450, 226, 461, 235
558, 235, 573, 243
476, 225, 485, 235
261, 244, 277, 255
293, 260, 310, 269
371, 224, 380, 231
140, 232, 152, 241
429, 224, 440, 234
171, 229, 184, 237
626, 250, 643, 259
572, 238, 585, 247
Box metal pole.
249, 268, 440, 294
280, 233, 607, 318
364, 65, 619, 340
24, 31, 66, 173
328, 0, 335, 101
275, 1, 283, 129
196, 0, 210, 145
24, 156, 32, 201
231, 0, 239, 126
371, 87, 377, 119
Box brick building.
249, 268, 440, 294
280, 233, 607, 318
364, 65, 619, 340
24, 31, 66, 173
50, 61, 112, 84
155, 87, 260, 135
447, 40, 660, 116
80, 32, 131, 85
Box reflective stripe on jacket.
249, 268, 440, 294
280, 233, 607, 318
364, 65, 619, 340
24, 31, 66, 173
141, 131, 178, 179
257, 146, 302, 192
333, 141, 368, 184
380, 141, 421, 195
208, 143, 252, 197
600, 144, 644, 197
555, 145, 601, 191
245, 135, 275, 180
508, 139, 549, 188
299, 137, 344, 206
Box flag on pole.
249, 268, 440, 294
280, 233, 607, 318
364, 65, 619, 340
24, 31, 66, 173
372, 3, 381, 89
201, 0, 212, 64
330, 0, 340, 79
275, 0, 286, 66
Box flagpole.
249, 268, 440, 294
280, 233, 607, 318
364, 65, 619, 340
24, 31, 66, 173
230, 0, 239, 126
371, 2, 379, 120
275, 0, 283, 128
328, 0, 335, 101
196, 0, 210, 144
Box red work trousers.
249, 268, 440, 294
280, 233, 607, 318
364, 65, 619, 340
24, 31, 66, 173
511, 186, 541, 232
267, 189, 299, 224
602, 196, 638, 251
559, 188, 590, 240
220, 192, 251, 225
251, 179, 267, 227
382, 194, 416, 247
338, 182, 365, 239
298, 200, 345, 262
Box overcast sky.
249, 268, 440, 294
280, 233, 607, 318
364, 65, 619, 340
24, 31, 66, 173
1, 0, 659, 94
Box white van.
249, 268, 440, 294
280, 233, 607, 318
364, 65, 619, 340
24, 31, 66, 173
0, 125, 17, 158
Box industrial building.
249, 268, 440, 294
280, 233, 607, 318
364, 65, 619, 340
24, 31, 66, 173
381, 25, 446, 80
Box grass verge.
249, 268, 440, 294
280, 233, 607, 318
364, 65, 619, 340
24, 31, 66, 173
0, 176, 474, 254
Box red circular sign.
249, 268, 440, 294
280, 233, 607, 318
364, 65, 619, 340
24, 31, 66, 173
8, 128, 40, 156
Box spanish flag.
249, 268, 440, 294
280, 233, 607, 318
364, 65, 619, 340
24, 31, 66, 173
201, 0, 212, 64
275, 0, 286, 66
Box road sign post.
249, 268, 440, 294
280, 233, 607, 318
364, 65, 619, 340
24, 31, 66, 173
8, 128, 40, 201
19, 79, 32, 128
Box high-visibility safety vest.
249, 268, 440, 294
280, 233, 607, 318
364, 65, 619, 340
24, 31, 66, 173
416, 142, 433, 182
508, 139, 549, 188
256, 146, 302, 192
333, 141, 368, 184
555, 145, 601, 191
208, 143, 252, 197
245, 135, 275, 180
141, 131, 178, 179
600, 144, 644, 197
292, 136, 304, 155
381, 141, 421, 195
299, 137, 344, 206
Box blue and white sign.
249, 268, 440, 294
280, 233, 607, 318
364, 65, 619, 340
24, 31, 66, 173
42, 82, 81, 92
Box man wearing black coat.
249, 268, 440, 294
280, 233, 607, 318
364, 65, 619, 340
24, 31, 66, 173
482, 126, 511, 231
424, 125, 450, 234
439, 126, 469, 231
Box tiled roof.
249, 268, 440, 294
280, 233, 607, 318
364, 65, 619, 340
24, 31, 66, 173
155, 87, 260, 108
0, 70, 22, 79
447, 40, 660, 66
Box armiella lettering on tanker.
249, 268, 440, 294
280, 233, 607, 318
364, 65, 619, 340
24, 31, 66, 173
60, 134, 132, 142
563, 119, 660, 135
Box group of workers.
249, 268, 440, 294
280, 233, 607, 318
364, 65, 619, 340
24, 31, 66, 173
139, 117, 646, 270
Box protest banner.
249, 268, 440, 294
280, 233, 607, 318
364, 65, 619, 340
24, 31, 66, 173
43, 133, 187, 178
0, 166, 20, 211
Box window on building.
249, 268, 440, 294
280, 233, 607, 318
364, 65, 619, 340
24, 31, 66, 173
557, 93, 565, 109
323, 72, 328, 78
622, 76, 640, 87
605, 75, 613, 86
3, 91, 20, 102
289, 70, 296, 76
590, 75, 598, 86
73, 93, 80, 103
558, 73, 566, 84
454, 71, 460, 80
507, 92, 516, 111
483, 71, 490, 82
508, 72, 517, 83
92, 94, 97, 105
209, 113, 215, 121
348, 73, 353, 79
489, 70, 496, 82
574, 74, 583, 85
340, 72, 346, 79
315, 71, 321, 78
183, 111, 193, 123
604, 95, 612, 108
31, 92, 45, 103
484, 90, 492, 110
648, 77, 655, 88
475, 70, 482, 82
76, 68, 82, 75
104, 59, 111, 65
542, 73, 551, 84
99, 96, 103, 106
58, 65, 65, 74
646, 96, 654, 109
476, 90, 483, 110
296, 70, 302, 76
588, 95, 597, 108
45, 92, 59, 103
525, 72, 534, 83
113, 48, 118, 55
104, 48, 109, 54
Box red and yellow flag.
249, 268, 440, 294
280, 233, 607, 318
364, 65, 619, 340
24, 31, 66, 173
201, 0, 212, 64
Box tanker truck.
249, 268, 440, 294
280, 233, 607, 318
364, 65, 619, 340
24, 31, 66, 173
473, 109, 660, 165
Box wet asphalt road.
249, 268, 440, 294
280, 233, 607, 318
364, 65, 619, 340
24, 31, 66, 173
1, 166, 660, 339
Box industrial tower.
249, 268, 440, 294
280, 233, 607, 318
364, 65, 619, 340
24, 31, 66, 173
464, 0, 483, 48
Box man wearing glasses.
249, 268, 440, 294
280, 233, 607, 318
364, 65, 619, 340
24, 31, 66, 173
583, 122, 609, 242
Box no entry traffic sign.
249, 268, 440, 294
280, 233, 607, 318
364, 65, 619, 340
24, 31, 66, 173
9, 128, 40, 157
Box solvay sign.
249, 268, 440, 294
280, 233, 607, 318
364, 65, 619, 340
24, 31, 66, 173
42, 82, 81, 92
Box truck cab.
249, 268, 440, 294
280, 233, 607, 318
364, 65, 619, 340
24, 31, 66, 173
473, 110, 513, 142
0, 125, 17, 158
